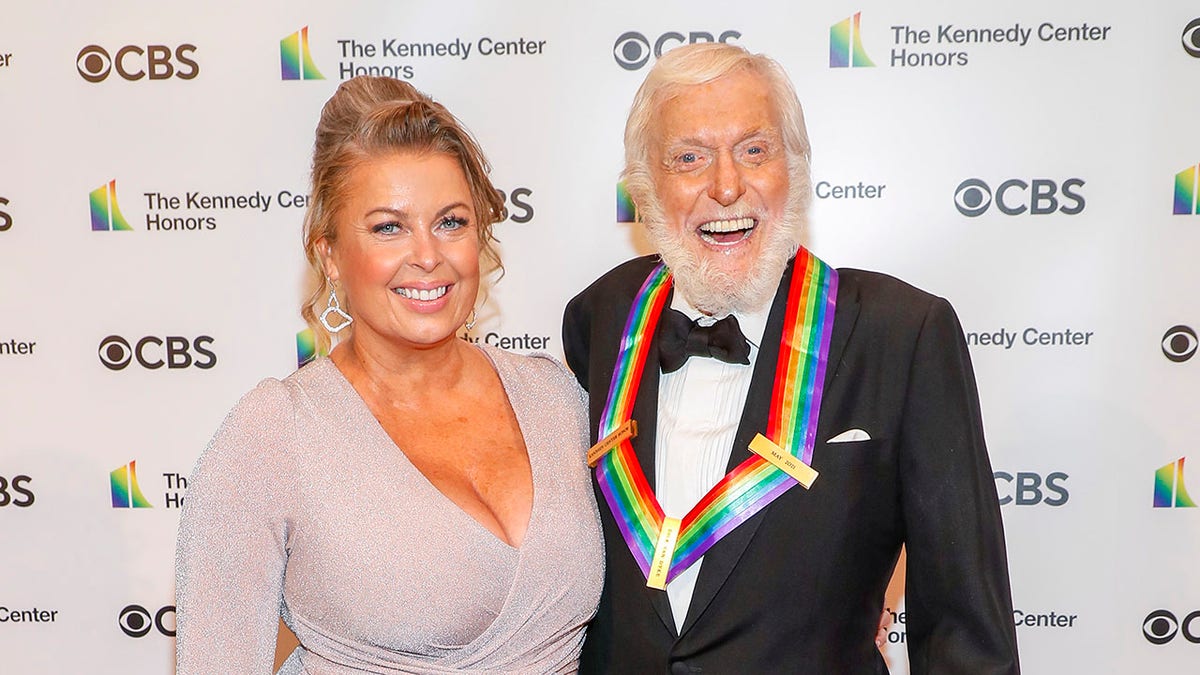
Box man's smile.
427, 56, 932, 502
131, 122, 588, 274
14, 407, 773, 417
697, 217, 757, 245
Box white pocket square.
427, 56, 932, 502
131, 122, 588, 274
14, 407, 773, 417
828, 428, 871, 443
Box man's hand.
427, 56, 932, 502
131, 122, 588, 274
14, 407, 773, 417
876, 610, 891, 649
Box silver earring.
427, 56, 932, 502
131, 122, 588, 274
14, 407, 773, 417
320, 282, 353, 333
464, 308, 477, 331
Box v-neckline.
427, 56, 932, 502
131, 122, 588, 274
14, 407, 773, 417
318, 345, 537, 552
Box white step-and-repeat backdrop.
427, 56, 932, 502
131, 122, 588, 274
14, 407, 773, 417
2, 1, 1197, 672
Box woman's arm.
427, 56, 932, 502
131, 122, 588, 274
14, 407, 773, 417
175, 379, 298, 674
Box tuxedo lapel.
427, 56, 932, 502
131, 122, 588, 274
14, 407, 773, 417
822, 270, 860, 399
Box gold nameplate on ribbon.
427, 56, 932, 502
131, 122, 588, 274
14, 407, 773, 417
749, 433, 819, 489
587, 419, 638, 467
647, 516, 681, 590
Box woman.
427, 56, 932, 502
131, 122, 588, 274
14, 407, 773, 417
175, 77, 603, 673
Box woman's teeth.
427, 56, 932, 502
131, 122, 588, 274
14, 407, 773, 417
394, 286, 448, 301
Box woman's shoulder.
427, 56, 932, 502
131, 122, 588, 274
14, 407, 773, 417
205, 360, 339, 460
224, 366, 313, 429
203, 379, 295, 466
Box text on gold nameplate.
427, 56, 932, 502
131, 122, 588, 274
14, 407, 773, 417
749, 433, 819, 488
587, 419, 638, 467
647, 516, 681, 590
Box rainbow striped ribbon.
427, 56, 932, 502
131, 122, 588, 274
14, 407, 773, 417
594, 249, 838, 584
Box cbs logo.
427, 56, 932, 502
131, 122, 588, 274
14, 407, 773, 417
76, 44, 199, 83
98, 335, 217, 371
0, 475, 34, 508
1183, 19, 1200, 58
613, 30, 741, 70
119, 604, 175, 638
497, 187, 534, 224
1162, 325, 1197, 363
0, 196, 11, 232
954, 178, 1085, 217
994, 471, 1069, 506
1144, 609, 1200, 645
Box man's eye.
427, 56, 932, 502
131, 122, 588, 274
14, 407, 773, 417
679, 152, 698, 163
746, 146, 763, 155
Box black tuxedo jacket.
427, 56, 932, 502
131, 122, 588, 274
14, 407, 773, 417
563, 255, 1019, 674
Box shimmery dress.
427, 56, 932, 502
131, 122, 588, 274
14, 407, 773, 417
175, 345, 604, 674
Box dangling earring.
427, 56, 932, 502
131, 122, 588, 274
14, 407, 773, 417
320, 278, 353, 333
464, 308, 478, 331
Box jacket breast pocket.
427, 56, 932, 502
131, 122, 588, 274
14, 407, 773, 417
808, 438, 897, 521
815, 437, 892, 465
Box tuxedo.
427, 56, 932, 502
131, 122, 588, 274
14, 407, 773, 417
563, 255, 1019, 674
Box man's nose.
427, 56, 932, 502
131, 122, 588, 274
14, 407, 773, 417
707, 151, 746, 206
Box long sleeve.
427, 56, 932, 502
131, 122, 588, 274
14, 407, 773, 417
175, 379, 298, 674
899, 296, 1020, 674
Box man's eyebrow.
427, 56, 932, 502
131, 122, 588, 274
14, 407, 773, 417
662, 127, 779, 148
735, 127, 780, 143
663, 137, 715, 149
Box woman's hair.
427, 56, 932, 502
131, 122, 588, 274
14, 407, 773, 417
620, 43, 812, 227
300, 76, 506, 351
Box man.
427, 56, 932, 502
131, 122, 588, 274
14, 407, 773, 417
563, 43, 1019, 673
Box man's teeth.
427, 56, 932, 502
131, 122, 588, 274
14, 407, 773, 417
700, 217, 755, 233
395, 286, 448, 301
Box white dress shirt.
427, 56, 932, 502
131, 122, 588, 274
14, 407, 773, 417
655, 292, 769, 632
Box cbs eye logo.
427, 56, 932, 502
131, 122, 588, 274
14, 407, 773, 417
98, 335, 217, 371
118, 604, 175, 638
612, 30, 741, 70
954, 179, 992, 216
1162, 325, 1197, 363
1144, 609, 1200, 645
76, 44, 199, 82
1183, 19, 1200, 58
953, 178, 1086, 217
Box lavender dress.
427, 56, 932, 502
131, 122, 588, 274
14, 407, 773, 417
176, 345, 603, 674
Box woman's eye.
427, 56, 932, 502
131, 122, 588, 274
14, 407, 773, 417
439, 216, 468, 230
372, 222, 399, 234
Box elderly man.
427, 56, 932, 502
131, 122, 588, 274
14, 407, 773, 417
563, 43, 1019, 673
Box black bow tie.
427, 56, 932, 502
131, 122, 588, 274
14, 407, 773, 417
658, 308, 751, 374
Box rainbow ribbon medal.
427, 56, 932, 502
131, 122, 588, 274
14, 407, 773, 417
593, 249, 838, 588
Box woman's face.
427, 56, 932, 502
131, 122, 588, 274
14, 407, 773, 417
321, 151, 481, 354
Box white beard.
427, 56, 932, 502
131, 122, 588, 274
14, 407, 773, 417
644, 196, 805, 317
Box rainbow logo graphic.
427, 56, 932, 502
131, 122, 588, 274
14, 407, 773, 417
617, 182, 638, 223
90, 180, 133, 231
111, 460, 153, 509
1154, 457, 1197, 508
296, 328, 327, 368
1173, 164, 1199, 214
281, 26, 325, 80
830, 12, 875, 68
